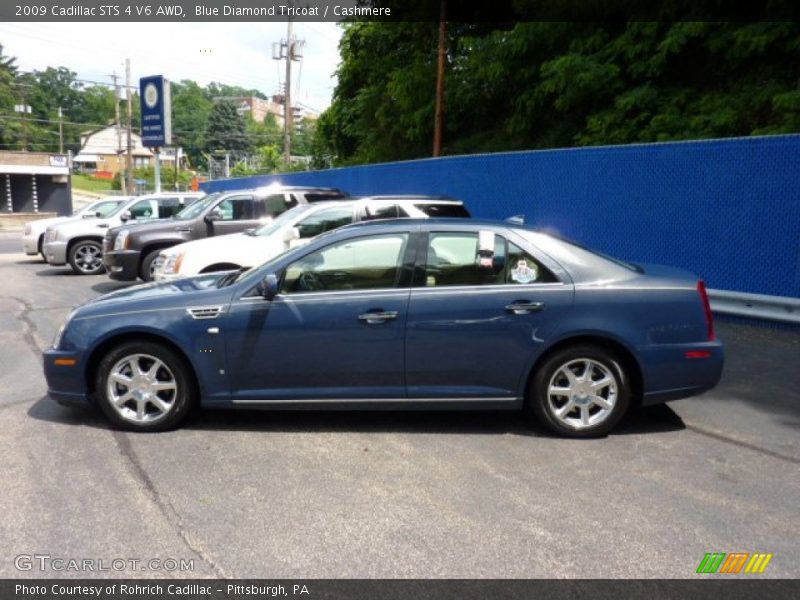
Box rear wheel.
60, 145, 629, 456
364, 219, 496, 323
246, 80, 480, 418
529, 345, 630, 437
95, 341, 195, 432
140, 249, 162, 282
68, 240, 104, 275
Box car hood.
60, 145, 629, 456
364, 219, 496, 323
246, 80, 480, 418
75, 273, 233, 318
167, 232, 256, 256
118, 218, 192, 237
28, 215, 75, 229
48, 216, 117, 236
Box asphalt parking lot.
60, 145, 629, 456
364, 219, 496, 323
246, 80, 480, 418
0, 231, 798, 579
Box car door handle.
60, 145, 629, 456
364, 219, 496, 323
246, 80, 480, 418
175, 227, 192, 233
505, 301, 545, 315
358, 310, 398, 324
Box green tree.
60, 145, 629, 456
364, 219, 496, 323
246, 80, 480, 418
0, 44, 21, 149
204, 100, 251, 158
317, 15, 800, 165
171, 80, 213, 168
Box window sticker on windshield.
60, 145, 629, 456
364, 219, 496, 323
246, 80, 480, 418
511, 259, 537, 283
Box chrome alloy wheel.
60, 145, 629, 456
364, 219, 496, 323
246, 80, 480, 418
106, 353, 178, 424
73, 243, 103, 273
547, 358, 618, 430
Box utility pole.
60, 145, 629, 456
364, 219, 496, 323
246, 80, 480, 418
273, 19, 304, 164
125, 59, 133, 195
110, 71, 125, 193
57, 107, 64, 154
432, 0, 447, 157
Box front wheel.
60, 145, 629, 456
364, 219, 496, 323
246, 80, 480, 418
529, 345, 630, 438
140, 249, 162, 282
68, 240, 105, 275
95, 341, 195, 432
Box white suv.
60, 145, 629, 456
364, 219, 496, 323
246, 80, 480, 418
154, 196, 470, 281
22, 196, 129, 258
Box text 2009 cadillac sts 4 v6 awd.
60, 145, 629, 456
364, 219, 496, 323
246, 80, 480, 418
43, 219, 723, 437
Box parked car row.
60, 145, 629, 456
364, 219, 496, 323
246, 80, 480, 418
28, 184, 724, 438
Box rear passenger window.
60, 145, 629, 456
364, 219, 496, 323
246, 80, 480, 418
296, 207, 354, 238
158, 197, 183, 218
424, 233, 557, 287
217, 196, 255, 220
260, 194, 291, 218
365, 203, 399, 220
128, 199, 157, 220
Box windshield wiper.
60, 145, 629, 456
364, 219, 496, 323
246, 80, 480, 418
216, 267, 249, 288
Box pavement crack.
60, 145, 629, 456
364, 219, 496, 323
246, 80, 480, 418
686, 423, 800, 465
112, 431, 231, 578
3, 295, 44, 357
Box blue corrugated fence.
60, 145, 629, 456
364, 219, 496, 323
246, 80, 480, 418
201, 135, 800, 298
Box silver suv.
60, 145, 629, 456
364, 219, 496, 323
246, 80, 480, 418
43, 192, 204, 275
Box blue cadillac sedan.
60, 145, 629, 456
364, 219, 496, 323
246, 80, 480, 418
43, 219, 723, 437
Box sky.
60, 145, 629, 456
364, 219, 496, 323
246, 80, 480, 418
0, 22, 343, 112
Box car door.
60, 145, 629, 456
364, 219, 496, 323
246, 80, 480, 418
206, 194, 258, 236
405, 229, 574, 400
224, 231, 417, 401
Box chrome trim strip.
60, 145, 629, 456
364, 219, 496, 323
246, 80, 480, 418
232, 397, 519, 404
186, 305, 225, 319
574, 285, 694, 291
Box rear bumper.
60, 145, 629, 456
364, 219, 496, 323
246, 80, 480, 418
22, 234, 40, 255
104, 250, 141, 281
43, 241, 68, 265
638, 339, 724, 405
43, 348, 90, 406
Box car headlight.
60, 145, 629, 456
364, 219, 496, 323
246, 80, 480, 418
52, 309, 77, 350
45, 229, 57, 242
162, 252, 184, 274
113, 229, 129, 250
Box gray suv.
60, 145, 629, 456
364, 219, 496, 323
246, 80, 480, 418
103, 185, 348, 281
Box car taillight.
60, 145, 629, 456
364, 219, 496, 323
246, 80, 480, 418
24, 224, 31, 236
697, 280, 715, 341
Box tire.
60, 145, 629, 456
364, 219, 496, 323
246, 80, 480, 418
68, 239, 105, 275
95, 341, 195, 432
529, 345, 630, 438
140, 249, 162, 282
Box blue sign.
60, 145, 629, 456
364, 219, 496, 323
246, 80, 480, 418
139, 75, 172, 147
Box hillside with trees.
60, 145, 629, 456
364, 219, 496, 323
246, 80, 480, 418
315, 18, 800, 165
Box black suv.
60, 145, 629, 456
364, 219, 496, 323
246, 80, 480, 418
103, 185, 348, 281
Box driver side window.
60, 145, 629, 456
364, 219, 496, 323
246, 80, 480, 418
128, 199, 156, 220
282, 234, 409, 294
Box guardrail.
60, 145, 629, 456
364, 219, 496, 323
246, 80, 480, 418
709, 289, 800, 324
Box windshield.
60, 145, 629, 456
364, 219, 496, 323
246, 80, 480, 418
88, 200, 124, 217
253, 203, 317, 237
173, 192, 222, 220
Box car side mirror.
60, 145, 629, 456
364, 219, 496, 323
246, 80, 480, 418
119, 210, 132, 222
205, 209, 222, 223
259, 273, 279, 301
283, 226, 300, 243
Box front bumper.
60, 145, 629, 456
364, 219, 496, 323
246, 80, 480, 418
103, 250, 142, 281
43, 240, 68, 265
43, 348, 91, 407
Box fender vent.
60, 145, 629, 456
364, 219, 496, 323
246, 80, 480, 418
186, 305, 224, 320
